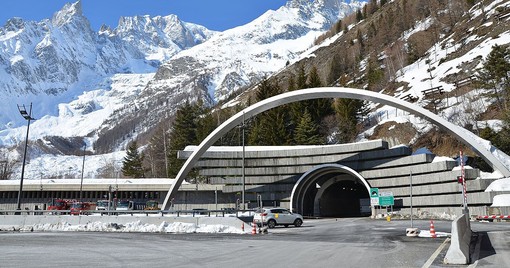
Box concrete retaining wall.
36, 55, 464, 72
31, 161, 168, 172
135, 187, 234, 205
444, 213, 472, 264
182, 141, 494, 215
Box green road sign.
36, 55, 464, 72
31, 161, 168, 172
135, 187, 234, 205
379, 196, 394, 206
370, 188, 379, 198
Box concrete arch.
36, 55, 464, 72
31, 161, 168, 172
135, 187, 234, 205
162, 87, 510, 209
290, 164, 370, 215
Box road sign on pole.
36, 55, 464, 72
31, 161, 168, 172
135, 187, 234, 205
379, 196, 394, 206
370, 188, 379, 206
370, 188, 379, 197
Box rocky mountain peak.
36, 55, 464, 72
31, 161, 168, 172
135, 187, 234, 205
51, 1, 85, 27
2, 17, 25, 32
286, 0, 312, 9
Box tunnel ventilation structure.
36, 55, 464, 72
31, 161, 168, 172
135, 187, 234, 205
162, 87, 510, 210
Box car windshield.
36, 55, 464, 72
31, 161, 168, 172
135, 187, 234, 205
117, 201, 129, 208
97, 201, 108, 207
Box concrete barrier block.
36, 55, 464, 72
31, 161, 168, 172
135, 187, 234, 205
444, 213, 471, 264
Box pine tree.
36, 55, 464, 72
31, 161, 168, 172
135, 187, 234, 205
294, 109, 323, 145
334, 97, 367, 143
248, 78, 288, 145
478, 45, 510, 110
306, 66, 334, 126
356, 9, 363, 22
167, 101, 200, 176
121, 141, 145, 178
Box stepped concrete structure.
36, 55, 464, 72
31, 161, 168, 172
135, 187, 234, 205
162, 87, 510, 213
179, 140, 497, 217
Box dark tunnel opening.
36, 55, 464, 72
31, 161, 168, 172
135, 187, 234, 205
319, 180, 370, 217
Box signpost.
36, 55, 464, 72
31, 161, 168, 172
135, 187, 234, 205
370, 188, 379, 206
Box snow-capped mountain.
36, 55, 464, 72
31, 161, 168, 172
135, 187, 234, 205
101, 0, 364, 153
0, 0, 363, 179
0, 1, 215, 135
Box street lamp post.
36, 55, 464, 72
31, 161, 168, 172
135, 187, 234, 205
16, 103, 35, 211
79, 144, 86, 202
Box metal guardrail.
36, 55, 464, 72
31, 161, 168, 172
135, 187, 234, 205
0, 209, 256, 217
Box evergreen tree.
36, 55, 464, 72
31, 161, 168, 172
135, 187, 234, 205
306, 66, 334, 124
356, 9, 363, 22
167, 101, 200, 176
478, 45, 510, 110
248, 78, 288, 145
195, 104, 217, 143
334, 97, 367, 143
367, 58, 385, 90
294, 109, 323, 145
121, 141, 145, 178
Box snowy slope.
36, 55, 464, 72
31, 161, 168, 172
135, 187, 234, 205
1, 0, 363, 179
357, 0, 510, 172
0, 1, 216, 133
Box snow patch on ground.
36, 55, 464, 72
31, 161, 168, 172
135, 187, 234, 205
20, 220, 246, 234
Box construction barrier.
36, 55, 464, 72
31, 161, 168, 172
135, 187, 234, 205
405, 227, 419, 237
444, 214, 471, 265
476, 215, 510, 220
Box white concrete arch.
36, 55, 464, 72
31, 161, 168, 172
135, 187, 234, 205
289, 163, 370, 214
162, 87, 510, 209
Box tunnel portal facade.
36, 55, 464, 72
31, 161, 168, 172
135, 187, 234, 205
291, 164, 371, 217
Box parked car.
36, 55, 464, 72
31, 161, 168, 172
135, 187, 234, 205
253, 207, 303, 228
96, 200, 112, 210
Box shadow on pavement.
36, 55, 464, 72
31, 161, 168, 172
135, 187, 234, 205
475, 232, 496, 261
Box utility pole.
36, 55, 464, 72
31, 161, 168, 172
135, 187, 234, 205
242, 112, 246, 210
79, 144, 86, 202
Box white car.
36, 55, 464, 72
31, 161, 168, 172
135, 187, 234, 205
253, 207, 303, 228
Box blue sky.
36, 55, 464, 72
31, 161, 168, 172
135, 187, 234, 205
1, 0, 290, 31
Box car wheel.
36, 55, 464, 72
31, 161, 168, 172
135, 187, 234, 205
294, 218, 303, 227
268, 219, 276, 229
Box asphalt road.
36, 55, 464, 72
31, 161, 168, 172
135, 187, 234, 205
0, 218, 507, 268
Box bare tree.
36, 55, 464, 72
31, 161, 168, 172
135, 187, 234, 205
0, 158, 16, 180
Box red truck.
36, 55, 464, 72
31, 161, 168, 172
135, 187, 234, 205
70, 201, 92, 215
47, 198, 73, 214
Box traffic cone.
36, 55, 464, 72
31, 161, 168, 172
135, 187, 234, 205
430, 220, 437, 238
252, 220, 257, 235
242, 222, 245, 232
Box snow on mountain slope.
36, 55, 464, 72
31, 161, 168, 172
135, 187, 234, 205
149, 0, 363, 102
357, 0, 510, 175
0, 1, 216, 134
1, 0, 364, 179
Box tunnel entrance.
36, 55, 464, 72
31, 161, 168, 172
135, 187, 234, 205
318, 179, 370, 217
292, 164, 371, 218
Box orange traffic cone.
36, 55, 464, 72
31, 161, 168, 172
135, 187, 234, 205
430, 220, 437, 238
252, 220, 257, 235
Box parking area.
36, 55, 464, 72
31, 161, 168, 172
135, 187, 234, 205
0, 217, 462, 267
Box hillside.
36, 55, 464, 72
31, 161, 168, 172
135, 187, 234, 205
2, 0, 510, 179
241, 0, 510, 163
0, 0, 364, 179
